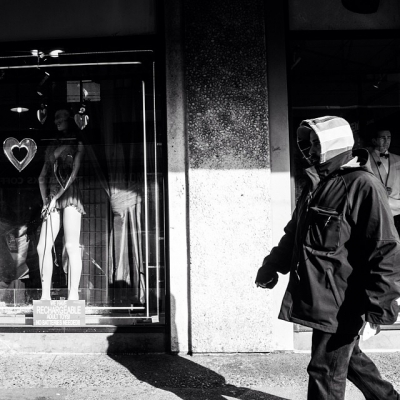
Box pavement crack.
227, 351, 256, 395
40, 355, 58, 388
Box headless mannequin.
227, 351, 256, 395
37, 109, 85, 300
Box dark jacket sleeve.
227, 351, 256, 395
255, 206, 298, 287
350, 174, 400, 325
261, 216, 297, 275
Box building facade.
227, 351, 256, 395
0, 0, 399, 353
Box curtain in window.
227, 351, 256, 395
84, 78, 146, 305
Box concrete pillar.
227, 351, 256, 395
184, 0, 278, 352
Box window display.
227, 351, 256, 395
0, 50, 165, 326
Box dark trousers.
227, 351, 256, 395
307, 329, 399, 400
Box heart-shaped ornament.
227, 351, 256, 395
74, 113, 89, 130
37, 107, 47, 124
3, 138, 37, 172
54, 156, 73, 189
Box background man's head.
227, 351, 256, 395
371, 129, 391, 154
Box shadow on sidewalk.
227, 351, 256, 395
105, 290, 295, 399
107, 340, 291, 399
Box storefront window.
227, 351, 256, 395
0, 50, 165, 326
289, 36, 400, 201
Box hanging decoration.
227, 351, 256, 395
37, 103, 48, 124
36, 71, 50, 96
74, 104, 89, 130
3, 137, 37, 172
74, 83, 89, 130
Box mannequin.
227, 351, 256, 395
37, 109, 85, 300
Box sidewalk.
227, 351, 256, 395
0, 351, 398, 399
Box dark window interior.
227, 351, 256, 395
288, 32, 400, 198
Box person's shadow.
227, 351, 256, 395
106, 339, 292, 400
105, 291, 295, 399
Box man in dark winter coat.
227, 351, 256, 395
256, 116, 400, 400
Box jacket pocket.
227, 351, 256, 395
306, 206, 342, 251
326, 268, 342, 307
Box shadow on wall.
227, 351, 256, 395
105, 295, 292, 400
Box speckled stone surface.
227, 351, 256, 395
185, 0, 269, 171
0, 352, 397, 399
183, 0, 274, 352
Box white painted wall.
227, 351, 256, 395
189, 168, 274, 352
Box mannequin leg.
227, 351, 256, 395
37, 212, 61, 300
63, 206, 82, 300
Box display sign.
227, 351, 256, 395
33, 300, 85, 327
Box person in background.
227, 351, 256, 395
366, 126, 400, 235
256, 116, 400, 400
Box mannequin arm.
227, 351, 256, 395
38, 162, 49, 204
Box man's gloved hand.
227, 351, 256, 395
255, 266, 278, 289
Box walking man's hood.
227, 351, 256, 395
297, 116, 354, 165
